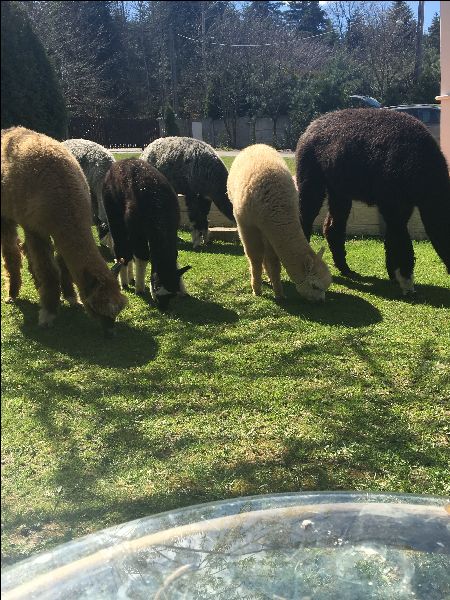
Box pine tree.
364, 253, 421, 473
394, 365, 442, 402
284, 1, 331, 35
1, 1, 67, 138
24, 1, 131, 118
426, 13, 440, 53
244, 1, 284, 22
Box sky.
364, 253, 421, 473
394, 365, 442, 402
318, 1, 441, 32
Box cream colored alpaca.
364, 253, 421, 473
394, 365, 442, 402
227, 144, 332, 301
1, 127, 127, 332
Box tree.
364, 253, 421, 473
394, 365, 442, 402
24, 1, 131, 118
284, 1, 331, 35
245, 16, 329, 146
426, 13, 440, 53
1, 1, 67, 138
163, 104, 180, 135
288, 50, 363, 146
243, 1, 284, 22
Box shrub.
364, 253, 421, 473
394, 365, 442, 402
1, 1, 67, 139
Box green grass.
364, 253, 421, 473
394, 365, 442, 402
112, 152, 296, 174
2, 231, 449, 565
113, 152, 141, 161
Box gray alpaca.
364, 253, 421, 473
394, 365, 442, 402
63, 138, 115, 243
141, 137, 235, 247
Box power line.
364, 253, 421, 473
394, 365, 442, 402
176, 29, 330, 47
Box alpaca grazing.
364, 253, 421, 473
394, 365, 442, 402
63, 138, 115, 245
1, 127, 127, 333
141, 137, 235, 248
103, 159, 191, 311
296, 108, 450, 294
227, 144, 332, 301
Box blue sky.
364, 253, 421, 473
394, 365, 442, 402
319, 1, 440, 32
406, 1, 440, 31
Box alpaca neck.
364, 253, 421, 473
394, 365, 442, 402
264, 219, 314, 285
52, 228, 107, 287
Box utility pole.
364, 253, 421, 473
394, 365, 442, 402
414, 0, 425, 84
201, 1, 206, 73
168, 22, 178, 114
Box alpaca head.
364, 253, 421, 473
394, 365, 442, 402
295, 248, 332, 302
81, 268, 128, 335
150, 265, 192, 311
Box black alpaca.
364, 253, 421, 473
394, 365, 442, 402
296, 108, 450, 294
103, 159, 191, 310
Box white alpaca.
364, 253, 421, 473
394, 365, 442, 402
227, 144, 332, 301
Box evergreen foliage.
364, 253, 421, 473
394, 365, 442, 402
5, 0, 441, 145
163, 104, 180, 136
1, 1, 67, 139
284, 1, 331, 34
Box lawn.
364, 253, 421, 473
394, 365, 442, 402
112, 152, 297, 174
2, 227, 449, 565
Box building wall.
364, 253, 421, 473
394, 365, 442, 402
177, 196, 428, 241
438, 2, 450, 169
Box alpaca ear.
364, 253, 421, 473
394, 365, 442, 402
317, 247, 325, 259
177, 265, 192, 276
304, 255, 314, 274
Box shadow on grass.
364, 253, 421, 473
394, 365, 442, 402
169, 294, 240, 324
334, 274, 450, 308
15, 299, 158, 368
129, 289, 240, 325
280, 283, 382, 327
3, 384, 445, 566
178, 237, 244, 257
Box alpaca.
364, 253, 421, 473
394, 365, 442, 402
1, 127, 127, 333
227, 144, 332, 301
141, 137, 235, 248
103, 159, 191, 311
296, 108, 450, 294
63, 138, 115, 245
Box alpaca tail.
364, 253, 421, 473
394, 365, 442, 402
418, 187, 450, 274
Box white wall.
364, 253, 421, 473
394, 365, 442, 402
439, 2, 450, 168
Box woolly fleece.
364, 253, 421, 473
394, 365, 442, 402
63, 138, 115, 223
228, 144, 332, 301
296, 108, 450, 292
1, 127, 127, 328
142, 137, 235, 245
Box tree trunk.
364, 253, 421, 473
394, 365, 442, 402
414, 0, 425, 84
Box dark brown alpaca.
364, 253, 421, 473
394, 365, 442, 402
1, 127, 127, 333
296, 109, 450, 294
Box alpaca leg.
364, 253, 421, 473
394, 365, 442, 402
56, 253, 79, 306
1, 218, 22, 302
383, 222, 415, 294
23, 229, 61, 326
263, 238, 284, 299
298, 179, 326, 241
238, 224, 264, 296
379, 202, 415, 293
185, 192, 208, 248
134, 258, 148, 294
324, 193, 353, 275
120, 264, 130, 289
127, 260, 135, 285
198, 195, 212, 244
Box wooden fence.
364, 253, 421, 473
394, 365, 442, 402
68, 116, 159, 149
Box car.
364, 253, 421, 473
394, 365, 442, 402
386, 104, 440, 144
348, 96, 441, 144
